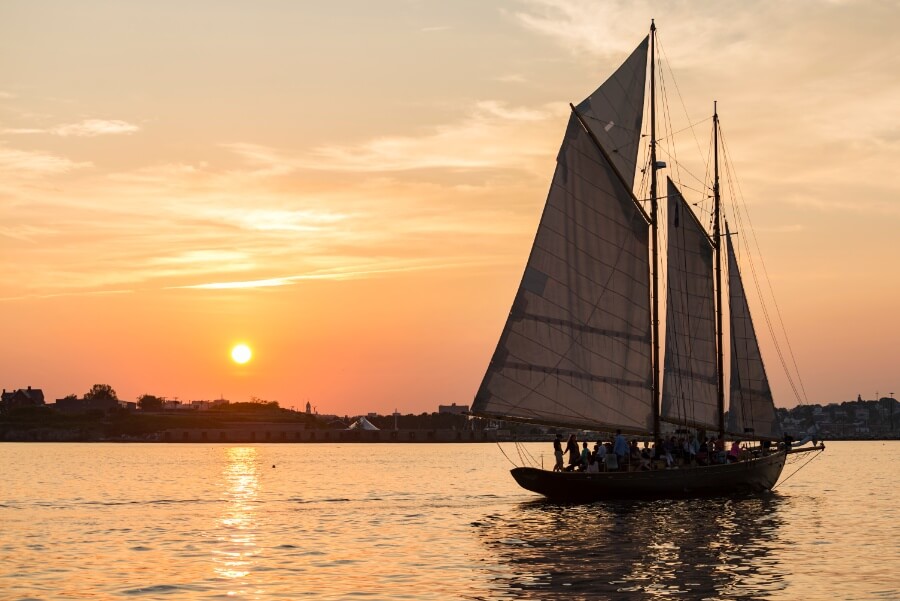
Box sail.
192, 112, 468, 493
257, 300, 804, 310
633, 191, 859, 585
660, 178, 719, 431
574, 36, 649, 186
726, 228, 783, 440
472, 112, 654, 434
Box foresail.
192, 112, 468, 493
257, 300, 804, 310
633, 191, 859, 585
726, 228, 783, 440
661, 179, 719, 431
575, 36, 649, 187
472, 113, 654, 434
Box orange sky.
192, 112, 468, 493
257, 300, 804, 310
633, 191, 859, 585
1, 1, 898, 414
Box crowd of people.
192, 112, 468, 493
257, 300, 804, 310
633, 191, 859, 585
551, 429, 748, 473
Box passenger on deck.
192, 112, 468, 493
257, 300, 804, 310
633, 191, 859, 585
727, 440, 741, 463
630, 439, 641, 464
565, 434, 579, 471
595, 441, 607, 462
639, 447, 652, 471
580, 442, 591, 470
613, 429, 629, 469
696, 443, 709, 465
552, 434, 564, 472
782, 434, 794, 452
712, 436, 725, 463
688, 434, 700, 464
586, 454, 600, 473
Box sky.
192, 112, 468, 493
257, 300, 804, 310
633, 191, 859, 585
1, 0, 898, 415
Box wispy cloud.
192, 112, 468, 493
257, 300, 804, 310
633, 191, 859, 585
0, 144, 90, 175
291, 100, 561, 172
420, 25, 451, 33
3, 118, 140, 137
54, 119, 139, 137
174, 258, 495, 290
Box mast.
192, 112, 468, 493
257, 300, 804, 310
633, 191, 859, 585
650, 19, 661, 440
713, 102, 725, 438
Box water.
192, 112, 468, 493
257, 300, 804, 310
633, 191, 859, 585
1, 441, 897, 600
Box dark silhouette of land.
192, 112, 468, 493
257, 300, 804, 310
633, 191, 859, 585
0, 384, 896, 442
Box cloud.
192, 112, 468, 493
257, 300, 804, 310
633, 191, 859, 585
0, 93, 573, 300
0, 144, 90, 175
54, 119, 140, 137
3, 119, 140, 137
285, 100, 561, 173
174, 258, 494, 290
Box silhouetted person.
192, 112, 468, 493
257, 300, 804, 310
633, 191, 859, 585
613, 429, 628, 469
565, 434, 579, 471
552, 434, 564, 472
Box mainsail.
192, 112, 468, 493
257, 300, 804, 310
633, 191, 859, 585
472, 39, 654, 433
726, 227, 783, 440
660, 178, 719, 431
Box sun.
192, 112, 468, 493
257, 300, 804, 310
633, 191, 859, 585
231, 344, 252, 364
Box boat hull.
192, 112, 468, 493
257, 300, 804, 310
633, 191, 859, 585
511, 452, 787, 500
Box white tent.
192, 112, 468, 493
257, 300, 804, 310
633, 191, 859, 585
347, 417, 380, 431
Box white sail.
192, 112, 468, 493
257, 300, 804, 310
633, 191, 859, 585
574, 36, 649, 186
472, 110, 654, 434
661, 178, 719, 431
726, 228, 783, 440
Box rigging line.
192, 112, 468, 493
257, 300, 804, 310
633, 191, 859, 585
655, 117, 714, 143
721, 151, 799, 409
514, 439, 529, 467
722, 145, 804, 407
655, 145, 711, 190
703, 129, 715, 234
520, 440, 540, 467
719, 130, 810, 405
771, 447, 823, 489
495, 440, 519, 468
662, 177, 708, 199
658, 56, 683, 192
656, 34, 708, 170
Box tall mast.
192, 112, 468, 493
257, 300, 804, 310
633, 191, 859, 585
650, 19, 661, 440
713, 102, 725, 438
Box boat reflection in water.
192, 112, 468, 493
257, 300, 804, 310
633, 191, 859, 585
475, 495, 788, 599
213, 447, 261, 593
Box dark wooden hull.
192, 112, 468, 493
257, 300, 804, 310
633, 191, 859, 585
511, 452, 787, 500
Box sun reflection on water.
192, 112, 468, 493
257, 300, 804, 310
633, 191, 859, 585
215, 447, 260, 591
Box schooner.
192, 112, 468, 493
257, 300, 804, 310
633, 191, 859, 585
471, 21, 823, 500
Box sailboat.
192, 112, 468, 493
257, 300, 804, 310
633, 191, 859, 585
472, 21, 823, 500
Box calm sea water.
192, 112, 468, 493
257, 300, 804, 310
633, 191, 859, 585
1, 441, 897, 600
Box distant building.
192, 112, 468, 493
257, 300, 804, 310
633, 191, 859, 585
0, 386, 45, 412
438, 403, 469, 415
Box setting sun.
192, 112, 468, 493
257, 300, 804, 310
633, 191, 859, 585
231, 344, 252, 365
